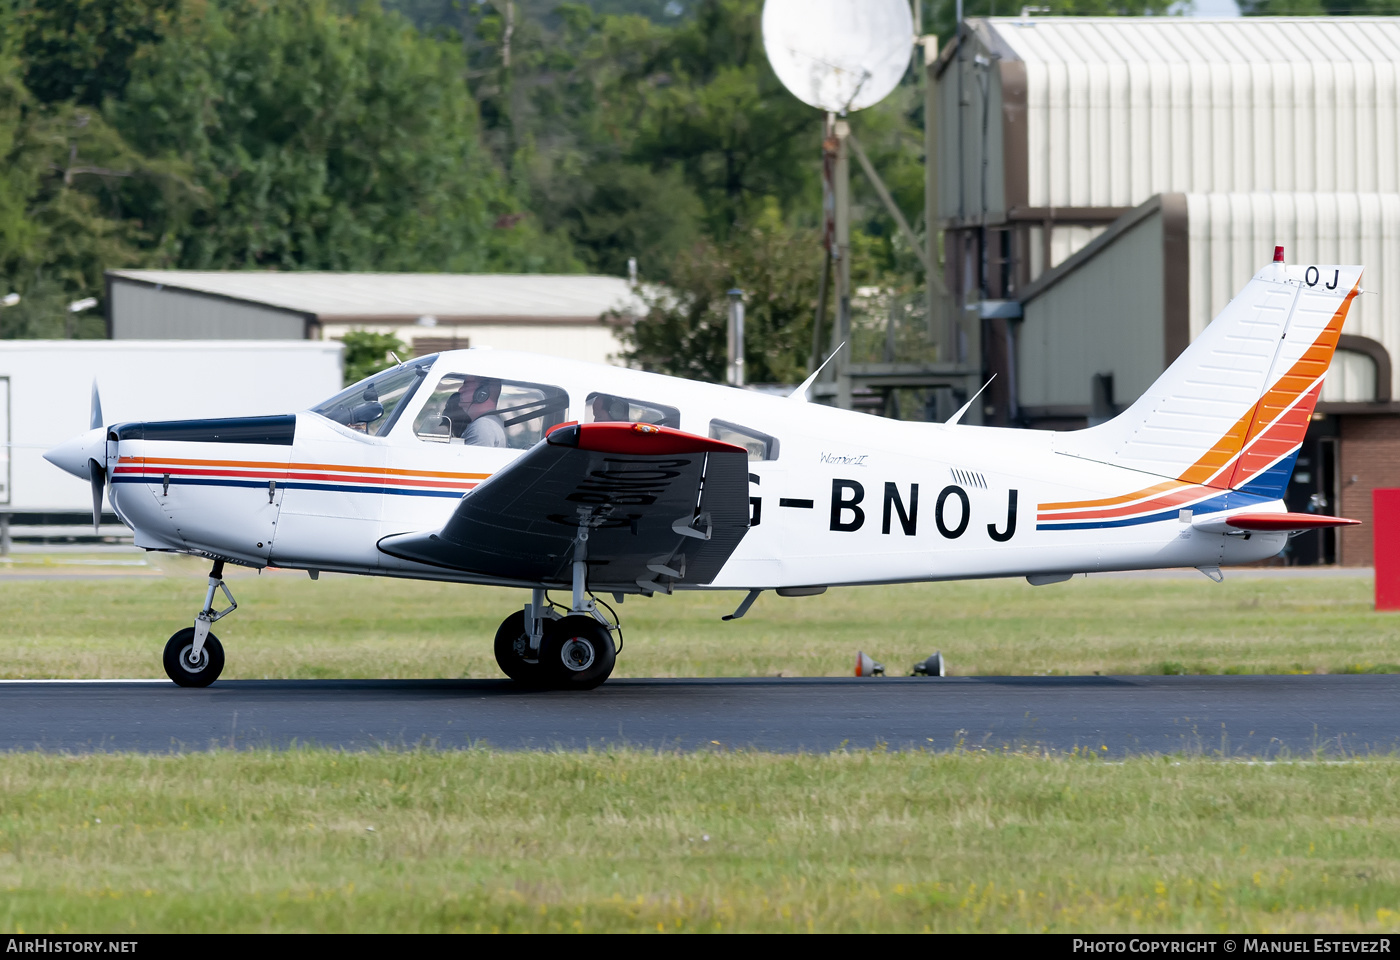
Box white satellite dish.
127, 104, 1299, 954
762, 0, 914, 114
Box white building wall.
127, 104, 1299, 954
0, 341, 343, 512
1185, 192, 1400, 401
319, 322, 627, 367
1019, 209, 1165, 409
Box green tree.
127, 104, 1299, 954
16, 0, 179, 106
0, 27, 189, 334
624, 0, 818, 238
340, 330, 407, 385
114, 0, 576, 273
620, 206, 821, 383
458, 0, 820, 281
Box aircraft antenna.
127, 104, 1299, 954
945, 374, 996, 427
788, 342, 846, 402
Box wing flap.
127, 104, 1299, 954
378, 422, 751, 589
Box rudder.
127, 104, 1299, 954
1053, 259, 1362, 498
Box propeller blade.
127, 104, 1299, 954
90, 380, 103, 431
88, 458, 105, 535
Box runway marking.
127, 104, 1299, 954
0, 679, 168, 684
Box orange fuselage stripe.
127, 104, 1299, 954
118, 454, 489, 482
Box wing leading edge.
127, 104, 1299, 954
377, 422, 751, 592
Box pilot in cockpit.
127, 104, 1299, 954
591, 394, 630, 422
446, 376, 507, 447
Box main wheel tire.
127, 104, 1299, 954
162, 627, 225, 687
493, 611, 546, 685
540, 615, 616, 690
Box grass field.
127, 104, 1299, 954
4, 554, 1400, 933
2, 749, 1399, 933
0, 553, 1395, 680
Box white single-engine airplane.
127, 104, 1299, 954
46, 254, 1361, 689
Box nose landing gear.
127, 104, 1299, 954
163, 559, 237, 687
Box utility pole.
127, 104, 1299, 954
923, 34, 942, 359
727, 289, 745, 387
830, 116, 852, 410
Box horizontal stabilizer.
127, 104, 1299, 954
1191, 512, 1361, 534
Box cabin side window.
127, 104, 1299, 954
413, 373, 569, 450
584, 392, 680, 428
709, 419, 779, 461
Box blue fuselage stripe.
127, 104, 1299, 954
1036, 489, 1275, 531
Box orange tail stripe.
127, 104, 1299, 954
1179, 278, 1359, 491
1039, 480, 1181, 512
1224, 283, 1357, 489
1038, 484, 1209, 522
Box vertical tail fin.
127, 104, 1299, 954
1053, 260, 1362, 499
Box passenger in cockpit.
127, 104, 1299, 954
448, 377, 507, 447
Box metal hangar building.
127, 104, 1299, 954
934, 15, 1400, 564
104, 271, 646, 367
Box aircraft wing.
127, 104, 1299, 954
377, 422, 751, 591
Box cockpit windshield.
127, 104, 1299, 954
311, 356, 436, 437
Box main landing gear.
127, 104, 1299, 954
494, 560, 620, 690
163, 559, 237, 687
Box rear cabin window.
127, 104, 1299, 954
312, 359, 433, 437
709, 419, 779, 461
413, 374, 568, 450
584, 392, 680, 428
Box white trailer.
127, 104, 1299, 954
0, 340, 343, 516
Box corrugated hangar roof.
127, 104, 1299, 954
959, 16, 1400, 208
106, 271, 647, 323
982, 15, 1400, 64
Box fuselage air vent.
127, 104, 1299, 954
950, 468, 987, 489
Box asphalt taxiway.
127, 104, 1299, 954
1, 674, 1397, 756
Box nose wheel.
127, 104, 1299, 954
164, 559, 236, 687
163, 627, 225, 687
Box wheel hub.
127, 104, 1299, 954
179, 645, 207, 672
559, 637, 596, 672
511, 635, 539, 663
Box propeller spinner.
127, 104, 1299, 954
43, 380, 108, 533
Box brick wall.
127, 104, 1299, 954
1338, 415, 1400, 565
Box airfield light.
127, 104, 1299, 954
855, 651, 885, 677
